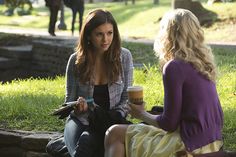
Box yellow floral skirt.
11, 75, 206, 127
125, 124, 222, 157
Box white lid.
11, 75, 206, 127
127, 86, 143, 91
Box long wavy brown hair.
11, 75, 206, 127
75, 8, 122, 83
154, 9, 217, 82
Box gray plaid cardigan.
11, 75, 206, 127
65, 47, 133, 124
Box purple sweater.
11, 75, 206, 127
156, 59, 223, 152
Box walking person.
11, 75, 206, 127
104, 9, 224, 157
63, 8, 133, 157
45, 0, 61, 36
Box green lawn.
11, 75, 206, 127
0, 0, 236, 42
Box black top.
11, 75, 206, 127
93, 84, 110, 111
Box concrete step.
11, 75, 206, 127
0, 56, 31, 83
0, 45, 32, 59
0, 129, 59, 157
0, 57, 20, 69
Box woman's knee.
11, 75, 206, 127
105, 124, 128, 146
64, 117, 86, 155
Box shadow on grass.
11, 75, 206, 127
111, 2, 168, 24
84, 1, 170, 25
122, 41, 157, 66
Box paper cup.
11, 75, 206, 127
127, 86, 143, 105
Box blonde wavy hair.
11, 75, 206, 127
154, 9, 217, 82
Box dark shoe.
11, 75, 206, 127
49, 32, 56, 36
46, 135, 70, 157
228, 151, 236, 157
148, 105, 164, 115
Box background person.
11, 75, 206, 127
45, 0, 61, 36
64, 8, 133, 157
104, 9, 223, 157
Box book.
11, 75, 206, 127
51, 98, 94, 119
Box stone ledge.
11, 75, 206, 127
0, 45, 32, 59
0, 128, 62, 157
0, 57, 20, 69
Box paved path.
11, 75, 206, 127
1, 27, 236, 49
0, 26, 77, 40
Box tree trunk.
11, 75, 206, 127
154, 0, 159, 4
207, 0, 224, 5
172, 0, 217, 26
124, 0, 135, 5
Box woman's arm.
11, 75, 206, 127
129, 60, 184, 129
156, 60, 185, 131
129, 103, 160, 127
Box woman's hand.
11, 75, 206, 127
128, 102, 146, 119
128, 102, 160, 127
74, 97, 89, 115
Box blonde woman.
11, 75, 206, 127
104, 9, 223, 157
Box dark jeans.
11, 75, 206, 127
64, 115, 96, 157
48, 5, 60, 35
64, 107, 131, 157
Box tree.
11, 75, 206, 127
124, 0, 135, 5
172, 0, 217, 26
154, 0, 159, 4
207, 0, 230, 5
4, 0, 32, 16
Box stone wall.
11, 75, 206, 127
0, 33, 77, 83
0, 129, 62, 157
0, 45, 33, 82
30, 39, 76, 78
0, 34, 73, 156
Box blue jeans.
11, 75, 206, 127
64, 115, 95, 157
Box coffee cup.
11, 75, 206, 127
127, 86, 143, 105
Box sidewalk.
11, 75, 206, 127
0, 26, 77, 40
1, 26, 236, 49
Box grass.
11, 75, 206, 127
0, 42, 235, 150
0, 77, 65, 132
0, 0, 236, 42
